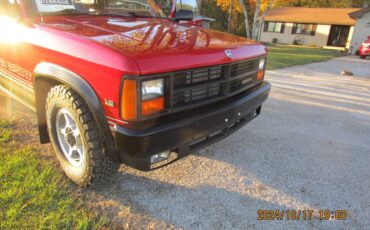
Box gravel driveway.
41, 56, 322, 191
2, 56, 370, 229
88, 56, 370, 229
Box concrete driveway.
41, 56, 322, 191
1, 56, 370, 229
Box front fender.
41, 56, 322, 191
33, 62, 118, 160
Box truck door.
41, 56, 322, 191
0, 0, 34, 109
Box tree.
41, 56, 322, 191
273, 0, 357, 8
207, 0, 369, 40
238, 0, 251, 38
252, 0, 275, 40
200, 0, 229, 32
228, 0, 234, 32
351, 0, 370, 7
216, 0, 250, 36
251, 0, 262, 40
215, 0, 273, 38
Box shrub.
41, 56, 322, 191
272, 38, 278, 44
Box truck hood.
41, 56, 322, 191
43, 16, 266, 75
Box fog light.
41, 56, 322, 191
151, 151, 170, 164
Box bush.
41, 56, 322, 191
272, 38, 278, 44
341, 48, 349, 53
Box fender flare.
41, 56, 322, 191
33, 63, 117, 159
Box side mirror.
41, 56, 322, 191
173, 9, 193, 21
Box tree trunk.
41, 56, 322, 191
252, 0, 262, 40
228, 0, 234, 33
238, 0, 250, 38
255, 0, 274, 41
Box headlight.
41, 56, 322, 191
141, 79, 165, 117
259, 58, 266, 70
142, 79, 164, 101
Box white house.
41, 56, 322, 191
259, 7, 360, 49
349, 7, 370, 54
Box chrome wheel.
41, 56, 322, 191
56, 109, 85, 167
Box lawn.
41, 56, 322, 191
0, 120, 107, 229
266, 45, 343, 70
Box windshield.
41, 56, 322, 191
33, 0, 173, 18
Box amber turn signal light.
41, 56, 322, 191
141, 97, 165, 116
121, 79, 137, 120
257, 70, 265, 81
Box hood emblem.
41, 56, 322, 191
225, 50, 233, 58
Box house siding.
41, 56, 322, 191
350, 11, 370, 53
260, 22, 354, 49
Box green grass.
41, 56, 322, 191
266, 45, 342, 70
0, 121, 107, 229
0, 121, 12, 143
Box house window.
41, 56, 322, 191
264, 22, 285, 33
292, 23, 317, 36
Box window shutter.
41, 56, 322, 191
280, 23, 286, 33
311, 24, 317, 36
292, 24, 297, 34
264, 22, 269, 32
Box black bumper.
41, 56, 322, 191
113, 82, 271, 171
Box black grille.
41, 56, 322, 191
171, 58, 260, 110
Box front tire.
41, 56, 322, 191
46, 85, 117, 187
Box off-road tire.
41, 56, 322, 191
46, 85, 118, 187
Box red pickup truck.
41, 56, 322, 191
0, 0, 270, 186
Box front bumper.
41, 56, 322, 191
360, 48, 370, 55
113, 81, 271, 171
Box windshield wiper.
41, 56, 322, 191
94, 12, 134, 18
95, 12, 153, 18
126, 12, 152, 18
46, 9, 90, 16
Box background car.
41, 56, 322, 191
359, 36, 370, 59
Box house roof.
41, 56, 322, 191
264, 7, 360, 26
349, 7, 370, 19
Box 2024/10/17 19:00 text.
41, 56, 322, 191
257, 210, 347, 221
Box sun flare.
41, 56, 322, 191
0, 16, 25, 43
